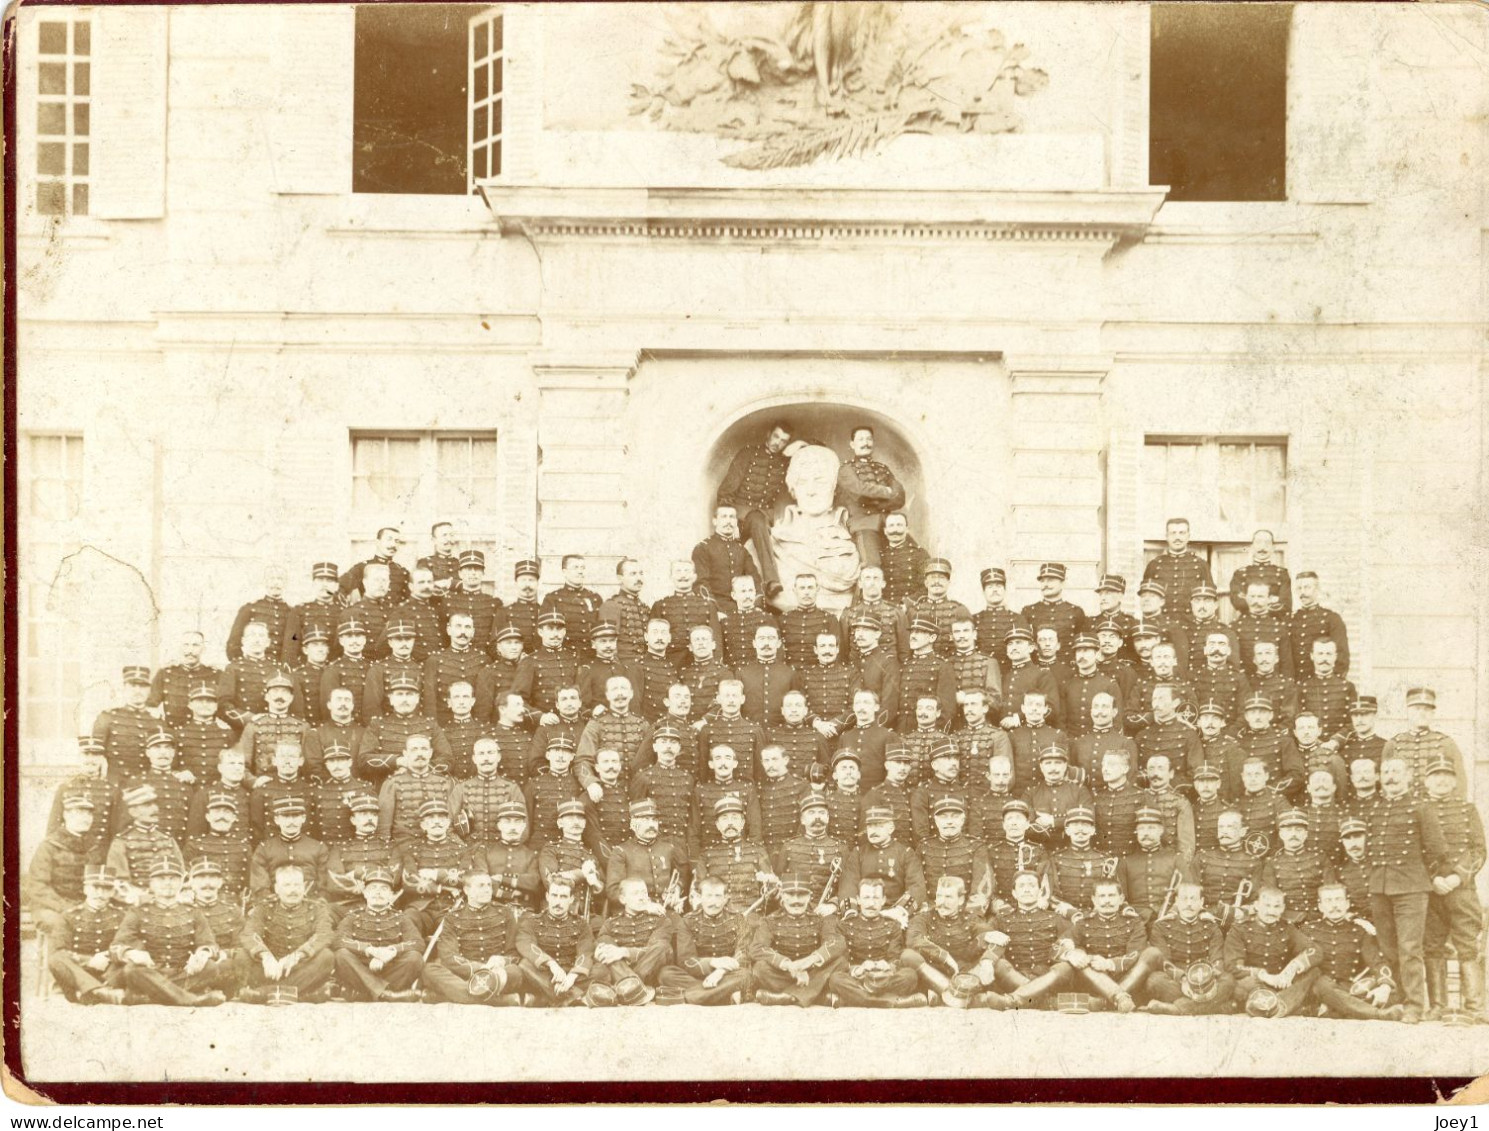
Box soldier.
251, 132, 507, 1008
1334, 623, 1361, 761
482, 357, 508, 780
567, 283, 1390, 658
1143, 882, 1234, 1015
1095, 617, 1139, 704
423, 612, 485, 726
834, 425, 905, 568
516, 875, 594, 1006
1235, 580, 1295, 681
750, 740, 806, 850
282, 562, 343, 665
451, 736, 523, 847
681, 625, 733, 721
837, 689, 892, 788
474, 626, 525, 723
1118, 806, 1192, 923
1073, 693, 1139, 796
828, 877, 923, 1007
695, 745, 759, 852
735, 622, 793, 728
1420, 757, 1485, 1021
1001, 627, 1060, 735
1340, 694, 1386, 770
789, 634, 851, 750
1065, 879, 1157, 1011
1194, 809, 1263, 923
108, 859, 226, 1007
769, 690, 828, 778
340, 528, 410, 605
947, 617, 1002, 714
91, 666, 156, 782
692, 505, 761, 605
716, 420, 792, 602
630, 618, 678, 722
322, 796, 401, 921
401, 798, 472, 932
527, 686, 585, 777
443, 549, 502, 656
237, 862, 336, 1003
1235, 755, 1287, 848
1303, 882, 1403, 1021
1022, 562, 1087, 653
26, 793, 98, 950
975, 568, 1028, 676
986, 799, 1047, 907
904, 560, 969, 660
1190, 627, 1250, 733
46, 738, 120, 861
247, 738, 315, 842
953, 689, 1012, 791
1142, 518, 1214, 612
1302, 768, 1345, 865
1292, 712, 1349, 798
1185, 584, 1239, 675
397, 567, 447, 662
1236, 693, 1304, 800
356, 674, 453, 790
174, 682, 235, 788
981, 871, 1076, 1010
1194, 703, 1243, 806
898, 620, 957, 735
1249, 640, 1298, 732
606, 799, 688, 910
776, 574, 840, 667
378, 733, 455, 844
541, 555, 603, 650
1033, 626, 1075, 689
1261, 809, 1333, 923
576, 675, 653, 787
818, 750, 863, 844
587, 877, 672, 1007
918, 795, 992, 912
576, 621, 637, 715
842, 805, 926, 910
228, 565, 293, 661
105, 786, 185, 898
331, 865, 424, 1002
586, 750, 633, 859
1060, 635, 1122, 741
902, 874, 1001, 1006
842, 566, 908, 669
1092, 750, 1145, 858
1228, 530, 1292, 617
417, 521, 461, 595
750, 872, 845, 1006
512, 612, 580, 719
879, 512, 928, 607
629, 725, 698, 850
1224, 886, 1319, 1017
537, 800, 606, 916
363, 620, 422, 721
498, 559, 544, 654
1348, 758, 1384, 821
1297, 639, 1356, 755
525, 736, 585, 851
1336, 818, 1373, 919
422, 871, 528, 1006
692, 791, 775, 915
439, 681, 485, 775
353, 562, 397, 661
1289, 571, 1348, 677
1381, 687, 1468, 799
774, 794, 849, 908
965, 753, 1017, 848
910, 742, 971, 843
184, 793, 252, 899
1141, 752, 1196, 859
184, 858, 251, 998
249, 797, 328, 899
1048, 808, 1114, 919
147, 630, 218, 729
222, 623, 287, 736
235, 672, 311, 780
656, 874, 753, 1006
43, 865, 128, 1004
846, 613, 900, 729
185, 743, 253, 841
124, 729, 192, 845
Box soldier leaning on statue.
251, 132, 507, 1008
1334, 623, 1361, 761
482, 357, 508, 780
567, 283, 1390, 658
23, 444, 1485, 1020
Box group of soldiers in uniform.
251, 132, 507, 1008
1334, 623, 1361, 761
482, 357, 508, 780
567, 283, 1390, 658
24, 426, 1486, 1021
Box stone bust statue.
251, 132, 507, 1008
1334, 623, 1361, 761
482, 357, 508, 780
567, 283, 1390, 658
769, 442, 861, 609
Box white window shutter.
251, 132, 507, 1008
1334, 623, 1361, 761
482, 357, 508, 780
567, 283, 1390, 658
268, 6, 354, 194
90, 7, 167, 219
1287, 5, 1380, 204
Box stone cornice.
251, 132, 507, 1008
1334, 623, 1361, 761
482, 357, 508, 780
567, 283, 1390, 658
476, 186, 1168, 247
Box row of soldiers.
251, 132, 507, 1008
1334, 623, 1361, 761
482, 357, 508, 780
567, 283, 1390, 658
31, 735, 1484, 1021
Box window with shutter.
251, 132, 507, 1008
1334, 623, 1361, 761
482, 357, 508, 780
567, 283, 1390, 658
467, 7, 504, 189
32, 16, 91, 218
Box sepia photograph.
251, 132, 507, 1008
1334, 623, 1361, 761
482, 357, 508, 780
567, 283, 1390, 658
5, 0, 1487, 1104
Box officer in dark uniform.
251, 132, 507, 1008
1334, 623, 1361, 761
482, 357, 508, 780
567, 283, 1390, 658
290, 627, 334, 726
716, 420, 792, 601
92, 666, 156, 782
106, 785, 185, 898
1193, 809, 1263, 924
340, 527, 411, 605
1117, 806, 1192, 923
719, 576, 779, 673
25, 794, 97, 945
536, 799, 605, 915
605, 799, 688, 910
599, 558, 650, 661
331, 865, 424, 1002
323, 796, 402, 920
1304, 882, 1404, 1021
1261, 809, 1334, 923
282, 562, 344, 664
1235, 580, 1295, 681
918, 795, 992, 911
127, 728, 193, 845
1001, 627, 1061, 733
749, 872, 845, 1006
1048, 807, 1116, 918
1092, 575, 1139, 656
879, 512, 928, 607
250, 796, 329, 898
842, 566, 909, 667
975, 568, 1028, 676
1142, 518, 1214, 613
443, 549, 503, 655
1022, 563, 1087, 653
981, 870, 1076, 1010
775, 794, 849, 907
149, 630, 221, 728
184, 858, 251, 998
43, 865, 128, 1004
512, 612, 580, 717
906, 559, 971, 658
498, 559, 544, 654
1289, 571, 1349, 677
1340, 695, 1386, 770
451, 737, 524, 847
184, 793, 253, 899
109, 858, 226, 1007
403, 798, 476, 930
1061, 634, 1123, 739
227, 565, 291, 660
1419, 756, 1485, 1021
237, 861, 336, 1003
217, 623, 279, 733
1228, 530, 1292, 618
352, 563, 396, 661
515, 875, 593, 1006
542, 555, 604, 649
1297, 638, 1356, 754
416, 521, 461, 595
656, 874, 753, 1006
422, 870, 528, 1006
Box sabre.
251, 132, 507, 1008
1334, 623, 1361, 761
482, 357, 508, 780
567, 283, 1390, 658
662, 868, 684, 913
816, 856, 843, 912
1156, 869, 1184, 920
1232, 878, 1254, 916
412, 894, 464, 990
745, 878, 780, 915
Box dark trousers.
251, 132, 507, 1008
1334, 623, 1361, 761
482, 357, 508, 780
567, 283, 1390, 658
740, 510, 780, 591
658, 964, 752, 1005
1147, 970, 1237, 1014
1372, 891, 1429, 1011
752, 956, 843, 1005
246, 949, 336, 993
121, 965, 212, 1006
47, 953, 122, 1001
827, 965, 919, 1006
852, 528, 883, 570
422, 960, 533, 1004
994, 959, 1075, 1003
1073, 947, 1162, 1002
1425, 885, 1485, 961
333, 948, 423, 1000
516, 959, 587, 1006
1312, 974, 1397, 1020
187, 950, 252, 996
1235, 968, 1319, 1017
590, 943, 670, 987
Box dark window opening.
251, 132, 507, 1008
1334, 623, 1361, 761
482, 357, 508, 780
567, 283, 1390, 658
1150, 4, 1291, 202
353, 4, 487, 195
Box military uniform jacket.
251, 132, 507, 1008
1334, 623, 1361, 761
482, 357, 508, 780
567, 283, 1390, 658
1073, 729, 1139, 795
1022, 599, 1088, 654
451, 774, 524, 845
282, 599, 344, 665
695, 781, 759, 850
217, 657, 280, 730
696, 838, 773, 911
54, 901, 127, 959
1229, 561, 1292, 617
91, 704, 155, 781
1190, 665, 1251, 733
1069, 907, 1148, 969
418, 552, 462, 591
444, 587, 503, 655
423, 648, 486, 724
112, 900, 216, 972
1424, 795, 1486, 882
1003, 906, 1072, 973
844, 601, 910, 668
1148, 912, 1224, 967
197, 899, 246, 950
1237, 727, 1304, 797
149, 662, 223, 728
338, 557, 410, 605
850, 646, 901, 728
105, 824, 184, 887
631, 651, 680, 722
838, 912, 906, 964
25, 830, 93, 912
1365, 793, 1451, 895
919, 836, 992, 902
228, 595, 291, 660
175, 717, 237, 785
1060, 671, 1123, 738
899, 598, 969, 661
629, 763, 698, 850
1381, 729, 1469, 800
585, 788, 633, 856
755, 773, 810, 851
676, 909, 751, 972
468, 840, 537, 907
1338, 732, 1386, 770
692, 535, 760, 604
335, 905, 422, 955
323, 837, 402, 903
525, 770, 586, 848
1126, 671, 1196, 734
184, 831, 252, 895
896, 652, 957, 735
379, 771, 456, 842
249, 834, 329, 895
1251, 672, 1300, 730
1185, 621, 1241, 678
836, 724, 892, 789
472, 659, 521, 723
597, 909, 671, 956
988, 838, 1047, 903
516, 910, 593, 973
1337, 856, 1371, 917
1093, 784, 1146, 856
975, 607, 1027, 672
1223, 918, 1316, 977
1298, 674, 1357, 746
1144, 551, 1215, 613
542, 586, 605, 649
354, 713, 453, 785
248, 776, 316, 841
437, 717, 483, 775
363, 657, 423, 720
1136, 719, 1202, 785
777, 607, 842, 668
751, 910, 844, 966
1142, 786, 1197, 860
394, 596, 446, 662
909, 780, 971, 842
953, 725, 1012, 786
796, 663, 856, 732
308, 775, 375, 844
836, 455, 905, 531
1302, 915, 1390, 984
1304, 802, 1344, 864
1197, 734, 1247, 804
512, 649, 581, 716
766, 724, 827, 779
774, 835, 848, 898
1236, 790, 1284, 848
235, 712, 313, 779
1036, 656, 1076, 689
907, 908, 1000, 966
1117, 847, 1191, 918
652, 593, 721, 666
537, 838, 602, 890
1234, 614, 1295, 680
1194, 846, 1261, 909
242, 897, 334, 961
1050, 846, 1119, 913
437, 901, 522, 972
1002, 664, 1062, 733
880, 536, 927, 606
822, 787, 862, 846
1026, 781, 1095, 837
574, 711, 654, 788
398, 835, 468, 905
605, 837, 686, 905
717, 441, 789, 514
576, 657, 642, 716
1288, 603, 1348, 678
842, 841, 926, 907
352, 596, 394, 661
47, 775, 120, 860
735, 659, 795, 728
496, 598, 542, 655
598, 591, 650, 661
679, 658, 731, 721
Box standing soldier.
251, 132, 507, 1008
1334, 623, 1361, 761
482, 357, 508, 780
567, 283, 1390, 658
247, 737, 315, 842
775, 795, 849, 910
1186, 583, 1238, 673
355, 675, 452, 790
1297, 639, 1356, 755
906, 560, 970, 658
423, 613, 485, 725
235, 673, 311, 780
340, 527, 410, 605
1248, 641, 1298, 732
377, 733, 456, 844
879, 512, 928, 607
525, 736, 585, 851
948, 618, 1002, 715
126, 729, 193, 845
228, 565, 291, 660
290, 627, 334, 726
46, 738, 119, 861
422, 871, 528, 1006
497, 559, 544, 655
282, 562, 343, 664
1022, 563, 1087, 653
417, 521, 461, 594
1228, 530, 1292, 618
847, 614, 900, 730
515, 876, 594, 1007
796, 634, 855, 747
576, 622, 636, 715
632, 619, 679, 722
185, 743, 253, 839
1142, 518, 1214, 613
1236, 694, 1304, 801
842, 806, 926, 910
1381, 687, 1469, 799
237, 862, 336, 1003
1092, 750, 1147, 859
1235, 581, 1295, 681
331, 866, 425, 1002
777, 574, 842, 668
657, 875, 754, 1006
1060, 635, 1122, 740
542, 555, 604, 650
1419, 757, 1485, 1021
1340, 695, 1386, 770
1073, 693, 1138, 796
397, 568, 446, 662
353, 563, 396, 660
1001, 628, 1060, 733
749, 873, 845, 1006
91, 666, 156, 782
693, 505, 761, 603
898, 621, 957, 735
716, 420, 793, 603
1143, 882, 1233, 1015
1289, 573, 1348, 678
249, 797, 328, 899
1092, 576, 1139, 658
718, 576, 777, 672
443, 549, 503, 655
109, 859, 226, 1007
1135, 583, 1190, 677
1336, 818, 1373, 919
1261, 809, 1333, 922
43, 865, 128, 1004
512, 613, 580, 718
149, 630, 220, 728
599, 558, 650, 661
577, 676, 654, 787
737, 624, 796, 727
175, 683, 235, 786
974, 569, 1027, 678
217, 623, 279, 733
184, 794, 253, 901
1190, 628, 1250, 733
842, 566, 909, 667
1142, 753, 1196, 860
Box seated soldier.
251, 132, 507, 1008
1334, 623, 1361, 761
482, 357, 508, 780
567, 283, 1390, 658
859, 746, 915, 847
1024, 745, 1093, 844
44, 865, 128, 1005
1049, 807, 1115, 920
902, 875, 1002, 1007
588, 877, 673, 1007
656, 874, 754, 1006
1144, 881, 1234, 1015
331, 866, 424, 1002
247, 738, 315, 843
1223, 885, 1319, 1018
110, 859, 226, 1007
323, 796, 401, 922
400, 798, 471, 934
515, 875, 594, 1007
237, 862, 336, 1004
525, 736, 586, 851
750, 873, 845, 1007
1303, 882, 1403, 1022
183, 858, 250, 998
423, 871, 528, 1006
629, 724, 698, 855
1064, 878, 1160, 1012
981, 871, 1076, 1010
105, 785, 185, 902
828, 878, 924, 1008
1116, 806, 1192, 925
918, 795, 992, 915
473, 801, 541, 913
842, 806, 927, 912
1261, 809, 1334, 923
24, 793, 96, 946
537, 800, 606, 918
